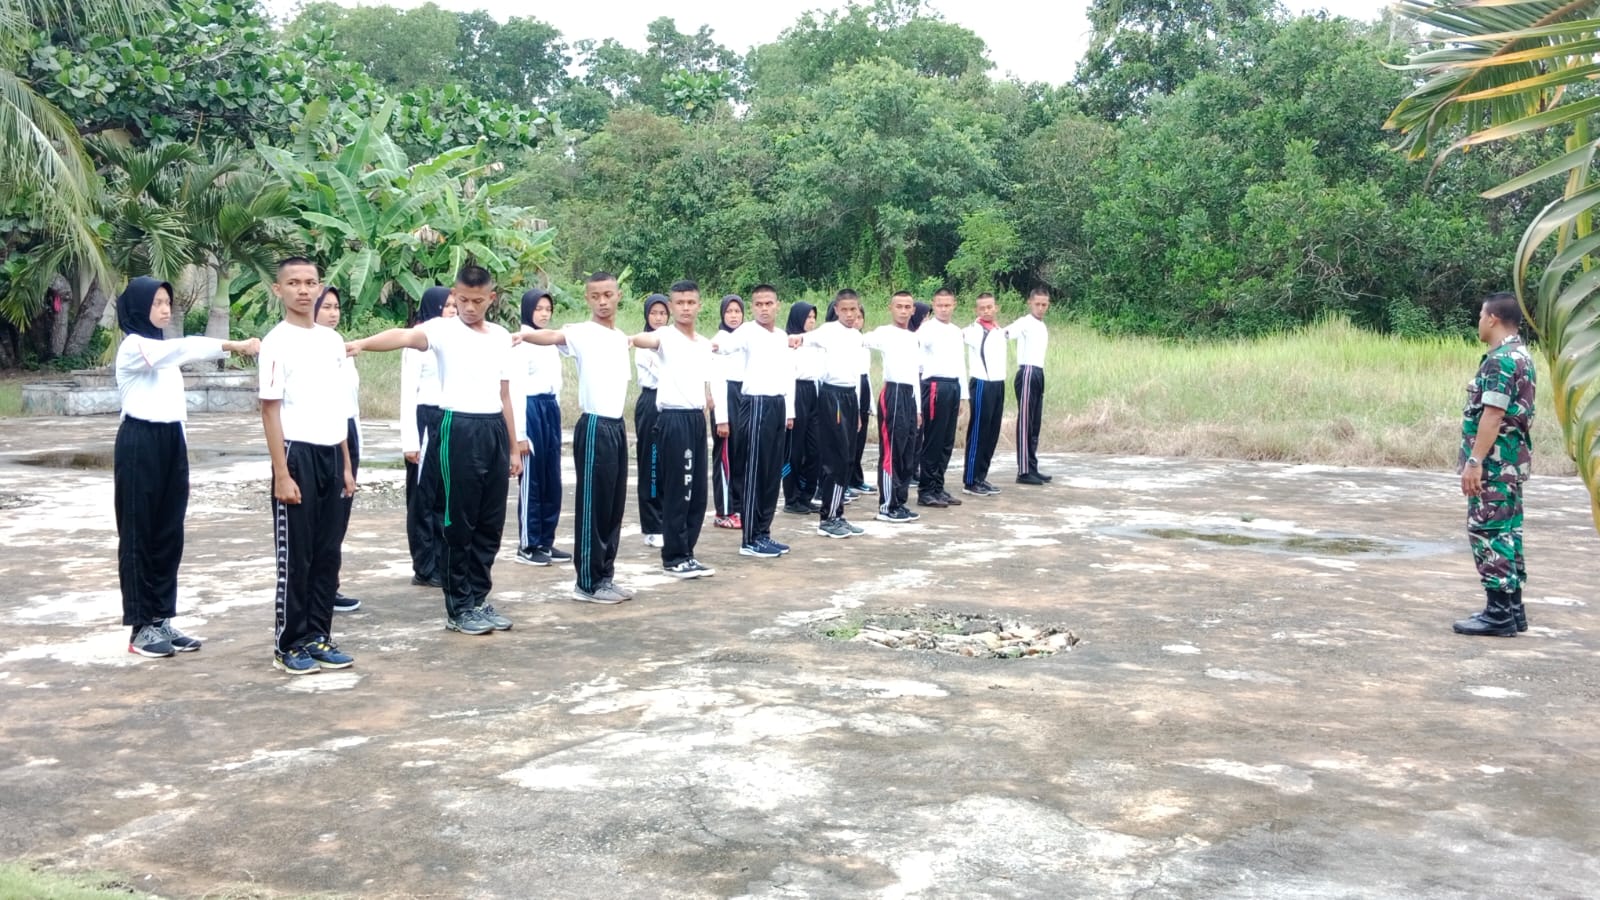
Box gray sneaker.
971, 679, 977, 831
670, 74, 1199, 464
128, 625, 175, 658
572, 584, 626, 604
154, 619, 202, 652
841, 518, 865, 535
817, 518, 853, 539
475, 603, 513, 631
446, 609, 495, 635
601, 579, 635, 600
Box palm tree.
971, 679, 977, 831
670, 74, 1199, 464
1387, 0, 1600, 528
0, 0, 157, 345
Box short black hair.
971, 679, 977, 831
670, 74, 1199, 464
891, 290, 914, 300
933, 288, 955, 299
586, 271, 617, 285
456, 265, 493, 288
276, 256, 316, 278
670, 279, 699, 293
1028, 287, 1051, 300
976, 292, 996, 301
751, 283, 778, 298
834, 289, 859, 302
1482, 291, 1523, 328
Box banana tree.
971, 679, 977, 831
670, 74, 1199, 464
1387, 0, 1600, 528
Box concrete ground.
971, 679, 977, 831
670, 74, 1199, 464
0, 413, 1596, 899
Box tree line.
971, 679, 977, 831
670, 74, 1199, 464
0, 0, 1555, 368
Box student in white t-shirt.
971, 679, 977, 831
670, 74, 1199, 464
1007, 287, 1052, 485
348, 266, 522, 636
518, 272, 635, 605
259, 257, 358, 676
313, 286, 363, 614
114, 276, 258, 659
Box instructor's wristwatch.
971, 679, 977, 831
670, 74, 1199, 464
1466, 457, 1481, 467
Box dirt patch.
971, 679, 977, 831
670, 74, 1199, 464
821, 607, 1078, 658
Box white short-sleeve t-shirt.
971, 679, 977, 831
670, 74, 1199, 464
259, 321, 350, 445
419, 316, 513, 414
560, 321, 631, 418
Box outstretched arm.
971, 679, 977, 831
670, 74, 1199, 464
519, 325, 568, 346
350, 327, 428, 355
630, 332, 662, 350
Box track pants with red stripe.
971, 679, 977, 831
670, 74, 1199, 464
918, 376, 960, 497
877, 381, 917, 514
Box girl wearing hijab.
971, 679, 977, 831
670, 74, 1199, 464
314, 287, 363, 613
712, 295, 747, 529
781, 301, 821, 515
635, 294, 669, 546
113, 276, 260, 657
401, 287, 454, 587
830, 300, 874, 495
513, 289, 571, 567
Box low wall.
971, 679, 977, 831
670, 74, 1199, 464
21, 368, 258, 416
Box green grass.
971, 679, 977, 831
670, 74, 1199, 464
0, 374, 23, 418
0, 862, 160, 899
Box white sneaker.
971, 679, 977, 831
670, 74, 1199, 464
643, 533, 664, 548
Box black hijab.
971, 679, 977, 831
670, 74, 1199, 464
116, 276, 172, 341
909, 301, 931, 331
521, 289, 552, 329
719, 295, 744, 333
313, 286, 340, 322
642, 293, 669, 333
417, 286, 451, 324
785, 301, 816, 336
825, 299, 839, 323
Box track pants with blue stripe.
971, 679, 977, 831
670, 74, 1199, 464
573, 413, 627, 593
963, 378, 1005, 487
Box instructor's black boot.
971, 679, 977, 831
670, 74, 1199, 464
1510, 588, 1528, 632
1453, 589, 1517, 637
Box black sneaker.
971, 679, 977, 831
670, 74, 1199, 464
154, 620, 202, 652
446, 609, 495, 635
515, 547, 551, 566
740, 541, 781, 558
273, 647, 319, 675
961, 483, 985, 496
411, 573, 443, 587
853, 482, 874, 493
476, 603, 513, 630
937, 491, 962, 506
917, 494, 948, 508
547, 546, 573, 562
128, 625, 176, 658
333, 593, 361, 613
782, 502, 812, 515
875, 508, 915, 523
978, 480, 1000, 495
1037, 473, 1053, 482
684, 559, 715, 577
664, 560, 704, 579
302, 636, 355, 669
1016, 473, 1046, 485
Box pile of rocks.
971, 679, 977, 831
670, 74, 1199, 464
836, 609, 1078, 659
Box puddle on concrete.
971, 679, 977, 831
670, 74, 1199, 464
14, 447, 268, 470
819, 608, 1077, 659
1101, 524, 1444, 558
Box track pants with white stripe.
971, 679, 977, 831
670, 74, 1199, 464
743, 394, 786, 544
573, 413, 627, 593
712, 380, 745, 517
963, 378, 1004, 487
1015, 365, 1045, 476
437, 411, 509, 619
655, 408, 708, 566
918, 376, 960, 497
877, 382, 917, 514
272, 440, 343, 653
406, 404, 443, 581
518, 393, 562, 552
817, 384, 858, 521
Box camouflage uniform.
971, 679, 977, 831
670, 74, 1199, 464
1460, 334, 1536, 592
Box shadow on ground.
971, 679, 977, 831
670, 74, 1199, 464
1, 414, 1597, 899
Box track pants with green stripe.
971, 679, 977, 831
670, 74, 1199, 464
573, 413, 627, 593
437, 410, 508, 619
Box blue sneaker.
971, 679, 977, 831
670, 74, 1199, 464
301, 636, 354, 669
765, 538, 791, 556
739, 541, 780, 559
273, 647, 319, 675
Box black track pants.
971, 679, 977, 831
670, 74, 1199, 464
115, 416, 188, 628
436, 411, 509, 619
742, 394, 786, 543
655, 408, 708, 566
783, 379, 819, 506
963, 379, 1004, 487
1014, 365, 1045, 476
406, 403, 443, 580
712, 381, 746, 517
272, 440, 344, 652
876, 382, 917, 513
817, 384, 858, 521
918, 376, 960, 496
635, 387, 661, 534
573, 414, 627, 592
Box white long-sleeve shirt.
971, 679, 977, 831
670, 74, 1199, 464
917, 319, 969, 399
511, 340, 563, 439
400, 346, 442, 453
713, 321, 795, 418
801, 321, 866, 389
862, 324, 921, 408
964, 321, 1008, 382
116, 335, 228, 423
1005, 315, 1049, 369
635, 345, 662, 390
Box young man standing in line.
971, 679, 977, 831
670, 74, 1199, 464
629, 280, 717, 578
1008, 288, 1052, 485
259, 257, 358, 674
712, 284, 795, 559
797, 290, 869, 538
347, 265, 521, 635
862, 291, 923, 523
519, 272, 636, 604
962, 292, 1007, 497
1451, 292, 1537, 637
916, 288, 968, 509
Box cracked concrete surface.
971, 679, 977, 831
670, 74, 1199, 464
0, 413, 1597, 898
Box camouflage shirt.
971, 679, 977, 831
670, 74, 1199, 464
1461, 334, 1536, 483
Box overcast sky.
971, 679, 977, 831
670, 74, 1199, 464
261, 0, 1396, 86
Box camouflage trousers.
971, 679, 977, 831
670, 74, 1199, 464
1467, 480, 1526, 592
